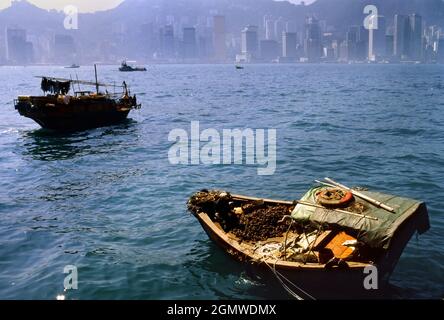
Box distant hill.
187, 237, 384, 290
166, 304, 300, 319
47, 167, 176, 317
0, 1, 63, 32
1, 0, 443, 35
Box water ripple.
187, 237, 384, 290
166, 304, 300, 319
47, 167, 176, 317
0, 64, 443, 299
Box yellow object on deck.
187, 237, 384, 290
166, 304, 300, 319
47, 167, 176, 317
325, 232, 356, 260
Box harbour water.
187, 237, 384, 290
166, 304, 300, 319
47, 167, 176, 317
0, 64, 443, 299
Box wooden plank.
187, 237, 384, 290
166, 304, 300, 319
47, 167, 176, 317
313, 230, 335, 250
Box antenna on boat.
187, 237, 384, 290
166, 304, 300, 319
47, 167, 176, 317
94, 64, 99, 94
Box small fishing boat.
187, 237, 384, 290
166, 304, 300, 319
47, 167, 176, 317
187, 178, 430, 299
119, 60, 147, 72
235, 65, 244, 70
65, 64, 80, 69
14, 65, 141, 131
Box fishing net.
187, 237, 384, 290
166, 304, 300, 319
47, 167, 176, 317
41, 78, 71, 95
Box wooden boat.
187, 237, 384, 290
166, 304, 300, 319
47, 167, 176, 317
187, 185, 430, 299
14, 65, 141, 131
119, 60, 147, 72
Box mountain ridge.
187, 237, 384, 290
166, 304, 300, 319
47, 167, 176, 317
1, 0, 444, 31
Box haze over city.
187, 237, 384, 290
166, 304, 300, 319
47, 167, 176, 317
1, 0, 317, 12
0, 0, 443, 65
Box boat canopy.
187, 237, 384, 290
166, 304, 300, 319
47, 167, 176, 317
291, 187, 430, 250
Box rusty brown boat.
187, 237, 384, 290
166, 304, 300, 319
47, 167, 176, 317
14, 65, 141, 131
187, 180, 430, 299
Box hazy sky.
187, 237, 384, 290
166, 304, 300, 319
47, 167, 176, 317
0, 0, 124, 12
0, 0, 316, 13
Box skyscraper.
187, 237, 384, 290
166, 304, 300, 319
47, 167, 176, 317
394, 14, 408, 58
265, 20, 275, 40
346, 25, 360, 61
286, 21, 297, 33
213, 15, 226, 62
368, 15, 386, 61
141, 23, 155, 59
385, 34, 394, 57
54, 34, 76, 64
437, 38, 444, 63
274, 18, 285, 42
6, 28, 34, 64
375, 16, 387, 58
241, 25, 258, 62
0, 33, 6, 64
304, 17, 322, 62
282, 32, 297, 58
260, 40, 279, 62
182, 27, 197, 59
408, 14, 423, 61
338, 40, 348, 62
161, 25, 175, 59
394, 13, 423, 61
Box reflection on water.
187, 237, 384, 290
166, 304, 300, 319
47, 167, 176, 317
19, 119, 138, 161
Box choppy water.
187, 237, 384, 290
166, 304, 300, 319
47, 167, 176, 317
0, 64, 443, 299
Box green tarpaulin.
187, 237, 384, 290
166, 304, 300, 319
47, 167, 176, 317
291, 187, 430, 250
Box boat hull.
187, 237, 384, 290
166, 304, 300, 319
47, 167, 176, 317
15, 96, 134, 131
119, 67, 147, 72
195, 212, 384, 299
24, 110, 130, 131
191, 192, 423, 299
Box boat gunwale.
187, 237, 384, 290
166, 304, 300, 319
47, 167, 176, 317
195, 194, 373, 270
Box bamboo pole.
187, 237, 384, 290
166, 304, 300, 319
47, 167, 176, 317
296, 200, 378, 221
94, 64, 99, 94
230, 194, 378, 221
324, 177, 395, 213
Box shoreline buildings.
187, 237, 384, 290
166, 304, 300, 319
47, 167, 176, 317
2, 10, 443, 65
243, 13, 443, 64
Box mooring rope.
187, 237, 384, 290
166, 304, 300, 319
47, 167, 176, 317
262, 259, 316, 301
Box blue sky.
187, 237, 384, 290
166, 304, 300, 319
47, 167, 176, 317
1, 0, 316, 13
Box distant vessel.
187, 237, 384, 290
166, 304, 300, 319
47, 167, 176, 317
65, 64, 80, 69
14, 65, 141, 131
119, 60, 147, 72
235, 65, 244, 70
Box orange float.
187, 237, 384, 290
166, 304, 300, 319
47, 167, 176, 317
316, 188, 354, 207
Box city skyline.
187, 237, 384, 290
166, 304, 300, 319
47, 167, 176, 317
1, 0, 443, 65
